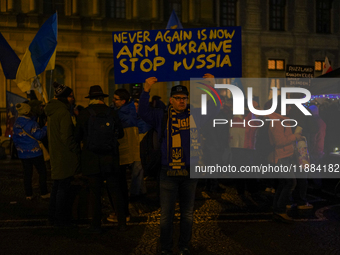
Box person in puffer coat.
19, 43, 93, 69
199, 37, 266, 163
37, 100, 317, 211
12, 102, 49, 200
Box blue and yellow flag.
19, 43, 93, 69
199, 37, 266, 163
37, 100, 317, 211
5, 91, 27, 137
15, 13, 57, 92
0, 32, 21, 79
166, 9, 183, 29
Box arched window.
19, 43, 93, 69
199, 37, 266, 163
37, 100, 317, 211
43, 0, 65, 15
45, 65, 65, 100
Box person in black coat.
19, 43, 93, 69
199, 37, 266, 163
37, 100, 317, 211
75, 85, 125, 233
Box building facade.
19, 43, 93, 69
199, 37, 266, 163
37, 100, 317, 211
1, 0, 340, 132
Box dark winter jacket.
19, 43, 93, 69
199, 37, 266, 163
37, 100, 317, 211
137, 116, 152, 135
44, 99, 80, 180
75, 104, 124, 175
138, 91, 216, 168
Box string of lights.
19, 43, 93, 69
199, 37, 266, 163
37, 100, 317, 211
304, 94, 340, 107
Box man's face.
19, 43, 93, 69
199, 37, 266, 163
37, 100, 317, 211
112, 94, 125, 109
68, 92, 75, 105
170, 94, 188, 113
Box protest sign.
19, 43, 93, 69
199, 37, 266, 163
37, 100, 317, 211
112, 27, 242, 84
286, 65, 314, 87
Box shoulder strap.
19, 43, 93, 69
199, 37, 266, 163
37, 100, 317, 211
21, 129, 38, 142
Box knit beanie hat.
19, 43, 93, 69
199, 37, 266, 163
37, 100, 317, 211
53, 82, 73, 98
16, 103, 31, 116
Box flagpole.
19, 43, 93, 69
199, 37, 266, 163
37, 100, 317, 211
41, 89, 48, 104
34, 76, 48, 104
6, 79, 11, 92
47, 11, 57, 101
48, 70, 53, 100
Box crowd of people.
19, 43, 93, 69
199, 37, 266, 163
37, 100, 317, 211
10, 74, 328, 255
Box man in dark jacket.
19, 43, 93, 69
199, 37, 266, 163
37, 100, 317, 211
44, 82, 80, 228
139, 74, 216, 255
75, 85, 126, 233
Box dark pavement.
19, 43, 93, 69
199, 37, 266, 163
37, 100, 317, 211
0, 158, 340, 255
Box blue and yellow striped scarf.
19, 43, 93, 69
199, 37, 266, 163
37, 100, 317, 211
166, 106, 191, 176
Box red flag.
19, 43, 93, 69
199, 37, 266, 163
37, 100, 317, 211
322, 57, 333, 74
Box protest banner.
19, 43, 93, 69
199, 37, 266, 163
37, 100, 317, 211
286, 65, 314, 87
112, 27, 242, 84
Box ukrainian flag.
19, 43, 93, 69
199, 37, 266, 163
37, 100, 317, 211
166, 9, 183, 29
0, 32, 21, 79
15, 13, 57, 92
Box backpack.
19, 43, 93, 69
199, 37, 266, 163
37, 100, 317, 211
254, 121, 274, 164
140, 112, 168, 177
87, 107, 117, 154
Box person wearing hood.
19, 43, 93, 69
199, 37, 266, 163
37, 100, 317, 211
12, 102, 49, 200
267, 96, 302, 223
44, 82, 80, 227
